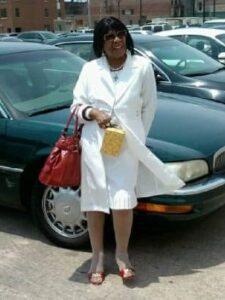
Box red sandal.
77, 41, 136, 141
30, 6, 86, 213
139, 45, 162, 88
119, 268, 135, 281
87, 272, 105, 285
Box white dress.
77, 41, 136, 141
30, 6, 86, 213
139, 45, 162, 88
72, 52, 185, 213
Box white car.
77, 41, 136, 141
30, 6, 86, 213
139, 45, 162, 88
141, 22, 172, 33
129, 30, 152, 35
202, 19, 225, 28
156, 27, 225, 64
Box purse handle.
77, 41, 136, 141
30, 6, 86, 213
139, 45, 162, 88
62, 106, 80, 136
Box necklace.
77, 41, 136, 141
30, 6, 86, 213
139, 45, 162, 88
110, 63, 124, 71
110, 65, 124, 82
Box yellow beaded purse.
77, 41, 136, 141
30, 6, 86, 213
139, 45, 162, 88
101, 126, 125, 157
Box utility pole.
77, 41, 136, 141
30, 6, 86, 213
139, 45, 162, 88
192, 0, 195, 16
139, 0, 143, 25
118, 0, 121, 19
213, 0, 216, 17
203, 0, 206, 22
87, 0, 92, 28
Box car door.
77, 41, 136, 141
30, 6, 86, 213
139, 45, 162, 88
0, 100, 22, 206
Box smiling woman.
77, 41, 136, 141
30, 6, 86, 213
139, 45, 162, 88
71, 16, 184, 285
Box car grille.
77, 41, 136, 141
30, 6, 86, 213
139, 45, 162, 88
213, 147, 225, 172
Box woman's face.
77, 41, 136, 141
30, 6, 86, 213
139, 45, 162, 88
103, 30, 127, 61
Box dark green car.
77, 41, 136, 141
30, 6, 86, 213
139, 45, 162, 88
1, 42, 225, 249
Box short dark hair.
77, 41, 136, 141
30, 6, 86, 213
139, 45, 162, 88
93, 16, 134, 58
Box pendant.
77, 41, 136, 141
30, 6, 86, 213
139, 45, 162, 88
114, 73, 119, 82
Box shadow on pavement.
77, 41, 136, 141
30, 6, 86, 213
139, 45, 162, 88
1, 205, 225, 288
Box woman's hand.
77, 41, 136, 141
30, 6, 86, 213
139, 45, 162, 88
89, 108, 111, 129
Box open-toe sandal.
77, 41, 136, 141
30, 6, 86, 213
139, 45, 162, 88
119, 268, 135, 281
87, 272, 105, 285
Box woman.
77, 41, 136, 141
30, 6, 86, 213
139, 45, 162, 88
71, 16, 185, 285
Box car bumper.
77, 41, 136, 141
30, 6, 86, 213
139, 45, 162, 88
136, 173, 225, 220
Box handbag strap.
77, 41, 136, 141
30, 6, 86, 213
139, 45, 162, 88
62, 106, 80, 136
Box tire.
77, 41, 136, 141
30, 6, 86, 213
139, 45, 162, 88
31, 180, 89, 249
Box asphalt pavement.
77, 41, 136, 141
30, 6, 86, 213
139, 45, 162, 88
0, 205, 225, 300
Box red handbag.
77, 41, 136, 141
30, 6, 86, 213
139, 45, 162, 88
39, 110, 81, 187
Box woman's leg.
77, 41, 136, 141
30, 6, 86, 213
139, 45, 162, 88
86, 211, 105, 280
112, 209, 135, 278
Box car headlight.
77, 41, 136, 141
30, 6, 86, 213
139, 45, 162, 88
166, 160, 209, 183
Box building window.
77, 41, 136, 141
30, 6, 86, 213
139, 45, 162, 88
0, 8, 7, 18
44, 24, 51, 31
198, 1, 203, 11
15, 8, 20, 17
44, 8, 49, 17
121, 9, 133, 16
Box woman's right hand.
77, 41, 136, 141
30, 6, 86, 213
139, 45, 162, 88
89, 108, 111, 129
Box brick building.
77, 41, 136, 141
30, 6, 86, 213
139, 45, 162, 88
0, 0, 65, 33
65, 0, 172, 29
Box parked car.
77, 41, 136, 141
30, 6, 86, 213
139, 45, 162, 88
129, 30, 152, 35
0, 37, 23, 42
49, 34, 225, 104
2, 42, 225, 248
17, 31, 58, 44
0, 33, 18, 39
202, 19, 225, 28
141, 22, 172, 33
156, 28, 225, 64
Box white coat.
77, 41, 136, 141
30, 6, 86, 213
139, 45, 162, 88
72, 52, 185, 213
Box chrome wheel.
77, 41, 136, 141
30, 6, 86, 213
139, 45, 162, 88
42, 186, 88, 239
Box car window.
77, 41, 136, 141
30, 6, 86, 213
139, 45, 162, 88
170, 35, 186, 43
57, 42, 95, 61
142, 25, 152, 31
138, 38, 223, 76
164, 24, 172, 30
34, 33, 42, 40
18, 32, 32, 38
0, 50, 85, 115
153, 25, 163, 33
203, 22, 225, 28
42, 32, 57, 39
185, 35, 220, 59
216, 33, 225, 45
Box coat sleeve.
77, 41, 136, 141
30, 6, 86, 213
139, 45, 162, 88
71, 63, 92, 123
141, 61, 157, 136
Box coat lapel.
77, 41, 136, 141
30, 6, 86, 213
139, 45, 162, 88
97, 52, 139, 102
115, 52, 139, 101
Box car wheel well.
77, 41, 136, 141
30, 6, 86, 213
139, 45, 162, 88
20, 157, 46, 209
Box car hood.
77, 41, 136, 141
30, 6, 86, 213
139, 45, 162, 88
195, 69, 225, 85
26, 95, 225, 162
149, 92, 225, 161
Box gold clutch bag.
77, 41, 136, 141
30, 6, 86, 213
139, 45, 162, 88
101, 127, 125, 156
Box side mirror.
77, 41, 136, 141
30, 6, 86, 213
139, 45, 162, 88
154, 70, 165, 83
218, 52, 225, 64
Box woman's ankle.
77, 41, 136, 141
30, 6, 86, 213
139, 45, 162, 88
115, 252, 132, 270
89, 251, 105, 273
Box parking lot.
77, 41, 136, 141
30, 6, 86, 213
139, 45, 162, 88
0, 206, 225, 300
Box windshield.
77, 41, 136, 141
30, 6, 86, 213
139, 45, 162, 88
0, 49, 84, 115
203, 22, 225, 28
217, 33, 225, 45
137, 38, 223, 76
42, 32, 58, 39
